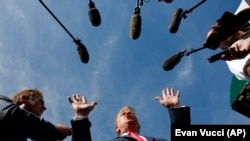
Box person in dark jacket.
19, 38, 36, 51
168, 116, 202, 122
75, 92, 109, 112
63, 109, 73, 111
0, 88, 97, 141
70, 87, 190, 141
109, 87, 190, 141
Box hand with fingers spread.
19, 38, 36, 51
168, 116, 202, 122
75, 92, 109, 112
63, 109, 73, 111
155, 88, 180, 109
67, 94, 97, 117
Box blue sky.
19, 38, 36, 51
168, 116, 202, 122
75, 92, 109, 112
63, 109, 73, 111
0, 0, 249, 141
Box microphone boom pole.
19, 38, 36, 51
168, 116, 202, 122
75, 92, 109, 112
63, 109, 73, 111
182, 0, 206, 17
38, 0, 89, 63
39, 0, 75, 41
185, 46, 206, 56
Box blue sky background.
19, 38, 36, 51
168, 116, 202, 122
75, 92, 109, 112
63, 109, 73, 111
0, 0, 249, 141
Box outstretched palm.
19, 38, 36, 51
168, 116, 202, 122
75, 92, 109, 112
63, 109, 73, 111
68, 94, 97, 117
155, 88, 180, 108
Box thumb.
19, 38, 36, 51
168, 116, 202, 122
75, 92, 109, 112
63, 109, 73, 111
154, 96, 162, 102
91, 101, 98, 107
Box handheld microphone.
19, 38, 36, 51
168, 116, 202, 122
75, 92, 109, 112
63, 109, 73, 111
208, 50, 230, 63
203, 11, 237, 50
129, 7, 141, 40
168, 8, 183, 34
74, 39, 89, 63
88, 1, 101, 26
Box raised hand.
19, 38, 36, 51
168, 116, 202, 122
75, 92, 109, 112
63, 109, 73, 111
155, 88, 180, 109
67, 94, 97, 117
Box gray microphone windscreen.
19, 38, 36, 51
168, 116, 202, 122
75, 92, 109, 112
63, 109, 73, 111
168, 8, 183, 34
129, 13, 141, 40
88, 8, 101, 26
163, 53, 183, 71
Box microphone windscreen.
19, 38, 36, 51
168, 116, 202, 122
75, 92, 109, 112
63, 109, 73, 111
77, 43, 89, 63
163, 53, 183, 71
129, 13, 141, 40
168, 8, 183, 34
88, 8, 101, 26
208, 50, 230, 63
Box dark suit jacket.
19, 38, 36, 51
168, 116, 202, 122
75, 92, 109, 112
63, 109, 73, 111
33, 118, 92, 141
0, 95, 67, 141
109, 106, 191, 141
70, 118, 92, 141
0, 95, 92, 141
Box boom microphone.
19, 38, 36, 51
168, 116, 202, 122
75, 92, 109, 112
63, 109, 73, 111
74, 39, 89, 63
39, 0, 90, 64
163, 50, 186, 71
88, 1, 101, 27
168, 8, 183, 34
129, 8, 141, 40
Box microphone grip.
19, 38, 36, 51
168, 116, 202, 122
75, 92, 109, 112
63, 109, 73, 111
208, 50, 230, 63
168, 8, 183, 33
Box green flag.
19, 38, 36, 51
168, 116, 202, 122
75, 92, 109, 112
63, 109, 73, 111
230, 75, 250, 118
230, 75, 247, 105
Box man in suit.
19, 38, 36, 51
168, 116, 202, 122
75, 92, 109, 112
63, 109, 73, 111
72, 87, 190, 141
0, 94, 69, 141
109, 87, 190, 141
0, 88, 97, 141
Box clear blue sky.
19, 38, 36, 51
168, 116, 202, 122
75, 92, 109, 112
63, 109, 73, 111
0, 0, 248, 141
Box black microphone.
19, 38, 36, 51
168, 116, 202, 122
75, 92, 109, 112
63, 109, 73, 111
168, 8, 183, 34
203, 11, 236, 50
163, 51, 186, 71
208, 50, 230, 63
129, 7, 141, 40
88, 1, 101, 27
74, 39, 89, 63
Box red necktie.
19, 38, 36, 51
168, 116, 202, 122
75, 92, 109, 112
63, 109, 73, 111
128, 131, 144, 141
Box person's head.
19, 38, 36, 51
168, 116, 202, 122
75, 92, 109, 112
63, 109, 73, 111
115, 106, 140, 136
12, 88, 46, 117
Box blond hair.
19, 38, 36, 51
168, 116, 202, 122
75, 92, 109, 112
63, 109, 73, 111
12, 88, 44, 105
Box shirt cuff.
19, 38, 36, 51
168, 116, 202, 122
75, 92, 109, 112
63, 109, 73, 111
73, 115, 88, 120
